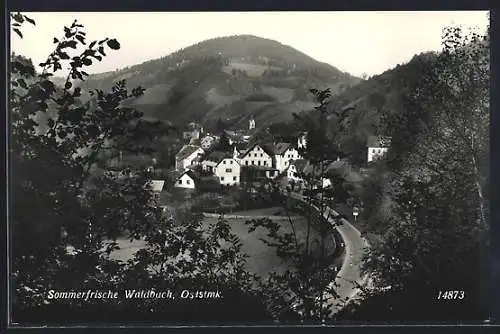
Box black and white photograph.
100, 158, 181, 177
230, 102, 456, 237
8, 11, 490, 325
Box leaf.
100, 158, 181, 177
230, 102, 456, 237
12, 13, 24, 23
67, 40, 77, 49
82, 58, 92, 66
89, 41, 97, 49
75, 35, 86, 45
107, 39, 120, 50
24, 15, 36, 25
13, 28, 23, 38
53, 37, 59, 44
65, 81, 72, 90
64, 26, 72, 38
98, 46, 106, 56
59, 52, 70, 60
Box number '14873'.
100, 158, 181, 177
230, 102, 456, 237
437, 290, 465, 300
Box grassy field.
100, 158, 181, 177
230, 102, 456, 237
108, 209, 336, 279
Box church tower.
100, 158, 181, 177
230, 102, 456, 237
249, 116, 256, 130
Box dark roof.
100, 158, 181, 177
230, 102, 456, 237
233, 142, 248, 150
239, 143, 274, 158
215, 156, 240, 168
174, 170, 200, 185
273, 142, 293, 155
175, 145, 203, 161
205, 150, 232, 163
367, 135, 392, 147
184, 170, 198, 181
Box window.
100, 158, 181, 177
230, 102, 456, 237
252, 161, 255, 165
187, 180, 190, 184
233, 176, 237, 181
223, 160, 226, 164
260, 153, 263, 157
245, 161, 249, 165
258, 161, 261, 166
221, 177, 225, 181
226, 168, 232, 173
230, 160, 233, 164
263, 161, 267, 166
254, 153, 257, 157
178, 180, 182, 184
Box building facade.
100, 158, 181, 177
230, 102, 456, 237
274, 143, 303, 173
175, 145, 205, 171
174, 171, 197, 189
367, 136, 392, 163
215, 158, 241, 186
239, 144, 273, 168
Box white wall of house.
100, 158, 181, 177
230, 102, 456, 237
275, 147, 302, 172
240, 145, 273, 168
297, 134, 307, 149
287, 164, 303, 182
201, 160, 218, 173
179, 147, 205, 171
175, 173, 196, 189
367, 147, 389, 162
200, 136, 216, 149
322, 178, 332, 188
215, 158, 241, 186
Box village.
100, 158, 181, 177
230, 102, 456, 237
124, 116, 393, 211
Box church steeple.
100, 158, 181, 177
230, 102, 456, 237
249, 116, 256, 130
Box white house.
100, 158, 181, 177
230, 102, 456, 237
367, 136, 391, 163
215, 157, 241, 186
175, 145, 205, 171
174, 170, 197, 189
202, 151, 231, 174
287, 159, 307, 183
297, 132, 308, 149
274, 142, 303, 173
239, 144, 273, 168
200, 134, 217, 150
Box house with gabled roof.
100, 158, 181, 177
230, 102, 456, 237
201, 150, 232, 174
286, 159, 308, 183
175, 145, 205, 172
215, 157, 241, 186
367, 135, 391, 163
174, 170, 198, 189
238, 143, 274, 169
297, 131, 308, 149
273, 142, 303, 173
200, 134, 218, 150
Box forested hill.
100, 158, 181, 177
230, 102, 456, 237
321, 52, 441, 165
76, 34, 360, 128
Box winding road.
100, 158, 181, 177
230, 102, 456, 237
289, 192, 371, 314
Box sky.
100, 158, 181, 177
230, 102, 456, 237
11, 11, 489, 78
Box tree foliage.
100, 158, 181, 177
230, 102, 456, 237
351, 25, 490, 321
10, 16, 263, 324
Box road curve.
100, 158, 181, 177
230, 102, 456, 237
289, 192, 370, 314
